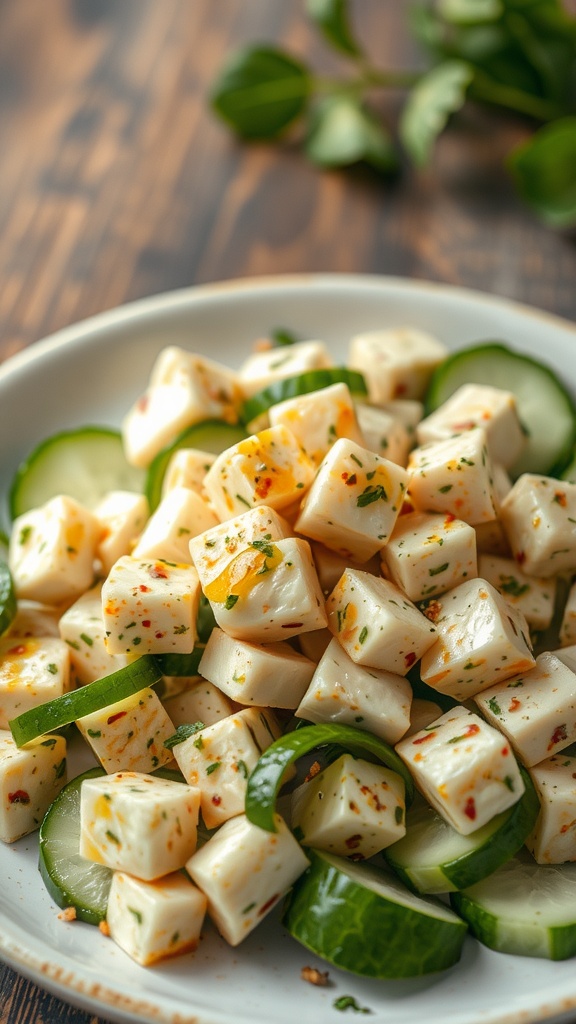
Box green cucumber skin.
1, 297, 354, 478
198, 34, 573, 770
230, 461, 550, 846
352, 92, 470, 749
144, 420, 247, 512
385, 766, 540, 894
240, 367, 368, 426
39, 767, 111, 925
0, 560, 16, 636
283, 850, 467, 978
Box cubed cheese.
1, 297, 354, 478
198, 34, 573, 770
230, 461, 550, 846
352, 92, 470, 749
161, 448, 216, 498
0, 636, 71, 729
9, 496, 99, 605
478, 553, 556, 632
474, 652, 576, 767
419, 577, 535, 701
58, 583, 136, 685
291, 753, 406, 858
203, 425, 315, 520
395, 706, 524, 835
560, 581, 576, 647
94, 491, 149, 576
381, 512, 477, 602
186, 812, 309, 945
106, 870, 207, 965
189, 505, 290, 589
162, 678, 236, 727
310, 541, 380, 597
356, 403, 411, 466
294, 438, 409, 562
526, 754, 576, 864
268, 382, 364, 466
407, 428, 498, 525
326, 569, 437, 674
0, 730, 66, 842
102, 556, 200, 655
294, 637, 411, 744
122, 347, 241, 467
198, 628, 315, 708
348, 328, 447, 402
416, 384, 526, 469
237, 340, 332, 398
499, 475, 576, 577
76, 687, 175, 774
79, 770, 200, 879
131, 487, 218, 563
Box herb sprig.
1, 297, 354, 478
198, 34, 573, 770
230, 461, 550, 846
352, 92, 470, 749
210, 0, 576, 227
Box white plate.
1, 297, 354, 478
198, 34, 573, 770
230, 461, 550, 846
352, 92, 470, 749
2, 274, 576, 1024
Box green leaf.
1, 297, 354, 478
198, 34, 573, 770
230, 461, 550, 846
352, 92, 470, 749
400, 59, 474, 165
305, 94, 398, 171
507, 117, 576, 228
306, 0, 362, 57
210, 46, 311, 139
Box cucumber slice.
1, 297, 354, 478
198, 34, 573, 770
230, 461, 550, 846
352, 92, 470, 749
283, 848, 467, 978
0, 560, 16, 636
9, 426, 145, 520
561, 450, 576, 483
240, 367, 368, 427
384, 766, 540, 894
450, 849, 576, 960
39, 766, 111, 924
145, 420, 247, 512
155, 644, 206, 680
424, 342, 576, 478
245, 723, 415, 833
9, 655, 162, 747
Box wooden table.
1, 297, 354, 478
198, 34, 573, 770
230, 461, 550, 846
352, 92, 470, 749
0, 1, 575, 1022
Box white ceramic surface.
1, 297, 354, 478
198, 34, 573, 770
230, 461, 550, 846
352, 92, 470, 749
2, 274, 576, 1024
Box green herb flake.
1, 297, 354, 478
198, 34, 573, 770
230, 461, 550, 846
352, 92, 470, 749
128, 907, 143, 924
46, 663, 58, 675
333, 995, 371, 1013
428, 562, 449, 577
106, 829, 121, 845
80, 633, 94, 647
358, 626, 368, 644
356, 484, 387, 507
487, 697, 501, 716
225, 594, 239, 610
206, 761, 222, 775
438, 484, 453, 493
164, 722, 205, 750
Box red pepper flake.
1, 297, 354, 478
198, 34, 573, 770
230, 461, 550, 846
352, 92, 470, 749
554, 491, 568, 507
516, 551, 526, 566
549, 724, 568, 749
444, 513, 456, 524
149, 564, 169, 580
400, 499, 414, 515
107, 711, 127, 725
8, 790, 30, 804
501, 746, 509, 756
413, 731, 436, 745
508, 697, 522, 712
137, 394, 149, 413
155, 631, 166, 639
344, 474, 357, 486
7, 645, 27, 656
142, 620, 151, 628
211, 795, 222, 806
282, 622, 303, 629
394, 383, 407, 397
404, 652, 417, 669
464, 796, 476, 821
139, 584, 151, 593
258, 894, 279, 917
255, 477, 273, 500
345, 834, 363, 849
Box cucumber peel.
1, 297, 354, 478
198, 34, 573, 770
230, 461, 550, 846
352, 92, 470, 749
240, 367, 368, 427
9, 655, 162, 747
245, 722, 414, 833
450, 849, 576, 960
424, 342, 576, 478
0, 560, 16, 636
283, 849, 467, 978
145, 420, 247, 512
39, 767, 111, 925
9, 426, 145, 520
384, 766, 540, 894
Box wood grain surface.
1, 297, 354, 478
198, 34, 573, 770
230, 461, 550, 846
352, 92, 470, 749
0, 1, 575, 1022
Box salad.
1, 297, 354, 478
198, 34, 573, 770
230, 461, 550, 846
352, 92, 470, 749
2, 321, 576, 981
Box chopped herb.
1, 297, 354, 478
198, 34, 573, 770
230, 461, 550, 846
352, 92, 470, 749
105, 830, 121, 845
19, 525, 32, 544
46, 663, 58, 675
173, 623, 189, 634
242, 901, 257, 914
333, 995, 371, 1013
350, 453, 363, 468
206, 761, 222, 775
41, 737, 57, 748
394, 805, 404, 825
428, 562, 449, 577
358, 626, 368, 644
235, 494, 252, 508
80, 633, 94, 646
356, 484, 387, 507
87, 729, 102, 738
54, 759, 66, 780
236, 759, 249, 778
438, 484, 453, 493
164, 722, 205, 749
487, 697, 502, 715
225, 594, 239, 609
128, 907, 143, 924
500, 576, 530, 598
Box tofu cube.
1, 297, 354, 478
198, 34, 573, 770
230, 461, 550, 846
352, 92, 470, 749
525, 754, 576, 864
0, 635, 71, 729
131, 487, 218, 563
5, 601, 62, 640
198, 628, 316, 708
407, 428, 498, 525
79, 770, 200, 879
161, 448, 216, 498
395, 706, 525, 835
420, 578, 535, 701
326, 569, 437, 675
294, 637, 411, 744
9, 496, 99, 604
499, 475, 576, 577
58, 583, 137, 685
348, 328, 447, 403
237, 340, 332, 398
203, 425, 315, 520
173, 707, 281, 828
268, 382, 365, 466
478, 553, 556, 632
405, 697, 444, 737
106, 870, 207, 966
102, 556, 200, 655
162, 678, 236, 727
474, 652, 576, 767
291, 753, 406, 858
76, 687, 175, 774
186, 812, 309, 945
310, 541, 380, 597
560, 580, 576, 647
189, 505, 290, 589
379, 398, 424, 440
381, 512, 477, 602
416, 384, 526, 469
0, 730, 66, 842
122, 347, 241, 467
294, 438, 409, 562
197, 536, 328, 643
94, 491, 149, 576
356, 403, 411, 466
